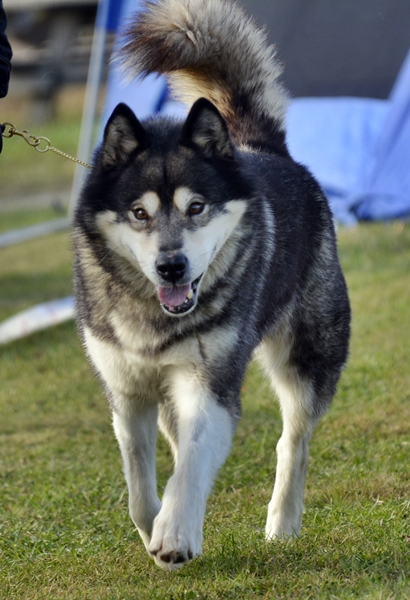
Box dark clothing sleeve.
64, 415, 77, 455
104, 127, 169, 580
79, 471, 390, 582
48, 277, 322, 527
0, 0, 12, 98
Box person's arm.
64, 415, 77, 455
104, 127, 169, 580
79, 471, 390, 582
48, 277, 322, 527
0, 0, 12, 99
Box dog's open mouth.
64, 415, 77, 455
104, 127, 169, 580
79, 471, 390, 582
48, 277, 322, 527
158, 275, 203, 315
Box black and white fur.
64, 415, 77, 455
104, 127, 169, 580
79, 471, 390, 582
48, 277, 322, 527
74, 0, 350, 570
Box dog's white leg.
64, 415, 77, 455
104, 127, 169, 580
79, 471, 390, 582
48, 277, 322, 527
83, 329, 162, 551
265, 372, 314, 540
113, 404, 161, 550
149, 365, 234, 570
257, 337, 316, 540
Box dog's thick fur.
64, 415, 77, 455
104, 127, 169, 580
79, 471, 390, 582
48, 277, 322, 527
74, 0, 350, 570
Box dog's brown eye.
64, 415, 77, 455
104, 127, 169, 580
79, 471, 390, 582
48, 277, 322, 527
188, 202, 205, 216
133, 208, 148, 221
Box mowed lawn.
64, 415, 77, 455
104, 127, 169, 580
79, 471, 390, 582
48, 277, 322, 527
0, 221, 409, 599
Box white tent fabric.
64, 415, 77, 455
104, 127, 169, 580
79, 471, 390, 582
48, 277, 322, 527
0, 297, 75, 344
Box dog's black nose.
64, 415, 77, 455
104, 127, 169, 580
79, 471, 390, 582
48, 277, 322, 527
156, 253, 188, 283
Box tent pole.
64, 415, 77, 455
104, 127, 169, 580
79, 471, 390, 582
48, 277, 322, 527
68, 0, 110, 219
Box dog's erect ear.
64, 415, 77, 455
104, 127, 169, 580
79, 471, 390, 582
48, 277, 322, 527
101, 103, 148, 169
180, 98, 234, 160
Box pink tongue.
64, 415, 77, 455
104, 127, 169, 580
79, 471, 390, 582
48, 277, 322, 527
158, 284, 191, 308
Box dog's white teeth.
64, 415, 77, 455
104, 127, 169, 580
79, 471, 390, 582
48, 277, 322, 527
187, 289, 193, 300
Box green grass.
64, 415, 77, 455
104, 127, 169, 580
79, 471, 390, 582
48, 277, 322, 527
1, 223, 410, 599
0, 232, 72, 321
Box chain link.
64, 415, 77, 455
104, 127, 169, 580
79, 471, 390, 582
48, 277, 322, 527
1, 122, 93, 170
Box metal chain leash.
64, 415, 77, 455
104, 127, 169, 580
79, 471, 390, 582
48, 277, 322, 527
1, 122, 92, 170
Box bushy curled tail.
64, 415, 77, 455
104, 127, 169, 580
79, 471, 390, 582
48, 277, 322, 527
119, 0, 289, 156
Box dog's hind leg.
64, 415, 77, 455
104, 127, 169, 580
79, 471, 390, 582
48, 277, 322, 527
112, 404, 162, 550
257, 337, 318, 540
266, 374, 314, 539
148, 364, 234, 570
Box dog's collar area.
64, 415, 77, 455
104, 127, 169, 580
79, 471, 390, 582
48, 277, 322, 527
159, 274, 203, 315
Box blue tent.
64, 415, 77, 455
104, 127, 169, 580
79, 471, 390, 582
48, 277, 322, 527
287, 49, 410, 223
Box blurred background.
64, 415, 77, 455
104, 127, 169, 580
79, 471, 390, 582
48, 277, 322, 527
2, 0, 410, 217
2, 0, 109, 215
1, 0, 409, 226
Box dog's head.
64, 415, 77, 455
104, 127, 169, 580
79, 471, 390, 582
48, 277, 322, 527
78, 99, 254, 316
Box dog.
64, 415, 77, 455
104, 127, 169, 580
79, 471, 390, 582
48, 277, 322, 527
73, 0, 350, 570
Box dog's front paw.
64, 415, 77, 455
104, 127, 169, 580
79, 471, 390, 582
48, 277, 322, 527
148, 509, 202, 570
265, 512, 301, 540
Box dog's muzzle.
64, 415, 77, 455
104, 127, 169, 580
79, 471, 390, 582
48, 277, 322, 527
157, 274, 202, 315
155, 252, 202, 315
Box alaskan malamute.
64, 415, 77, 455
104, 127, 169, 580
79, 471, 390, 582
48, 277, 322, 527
74, 0, 350, 570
